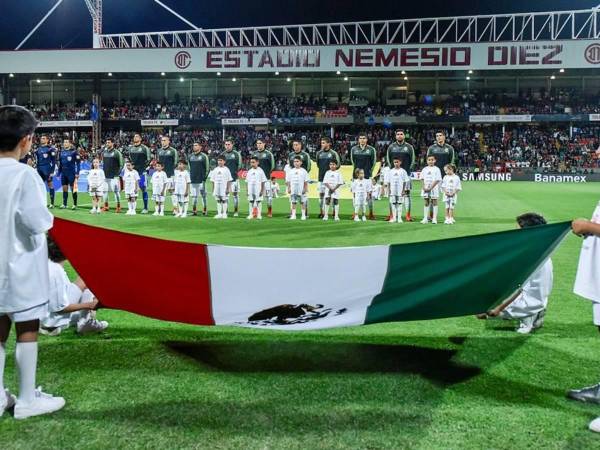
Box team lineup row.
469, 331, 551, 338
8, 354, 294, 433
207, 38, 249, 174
33, 130, 461, 223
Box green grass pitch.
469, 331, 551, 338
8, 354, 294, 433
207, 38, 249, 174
2, 180, 600, 449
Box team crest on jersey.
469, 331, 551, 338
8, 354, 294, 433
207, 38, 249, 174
241, 303, 347, 326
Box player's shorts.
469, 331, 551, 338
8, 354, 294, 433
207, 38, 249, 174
190, 183, 206, 198
289, 193, 307, 203
213, 184, 228, 199
230, 180, 240, 194
152, 194, 165, 203
421, 186, 440, 199
318, 182, 327, 194
324, 189, 340, 200
60, 173, 77, 186
0, 302, 48, 322
389, 194, 405, 204
37, 169, 53, 183
353, 193, 367, 207
88, 186, 105, 197
247, 185, 263, 202
166, 177, 174, 190
107, 177, 121, 192
138, 173, 147, 189
125, 188, 137, 198
443, 194, 458, 208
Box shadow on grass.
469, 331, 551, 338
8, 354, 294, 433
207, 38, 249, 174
164, 340, 481, 386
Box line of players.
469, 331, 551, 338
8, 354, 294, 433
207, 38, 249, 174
32, 129, 462, 223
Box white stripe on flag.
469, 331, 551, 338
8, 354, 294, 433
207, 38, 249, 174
207, 245, 390, 330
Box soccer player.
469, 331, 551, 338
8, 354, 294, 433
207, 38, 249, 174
41, 237, 107, 336
34, 134, 57, 208
420, 155, 442, 224
221, 137, 242, 217
350, 133, 377, 219
427, 130, 455, 173
477, 213, 553, 334
0, 105, 65, 419
128, 133, 152, 214
316, 136, 341, 218
351, 168, 371, 222
101, 138, 124, 213
387, 129, 416, 221
122, 161, 140, 215
286, 156, 310, 220
371, 178, 382, 200
322, 160, 344, 221
287, 139, 312, 218
252, 139, 275, 218
173, 160, 191, 218
441, 164, 462, 224
385, 157, 410, 223
150, 162, 168, 216
209, 155, 233, 219
87, 158, 106, 214
157, 135, 179, 215
245, 156, 267, 220
57, 138, 80, 209
188, 142, 209, 216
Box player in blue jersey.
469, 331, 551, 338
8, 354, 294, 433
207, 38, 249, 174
57, 138, 81, 210
35, 134, 57, 208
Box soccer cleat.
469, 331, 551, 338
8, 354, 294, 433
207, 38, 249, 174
39, 327, 62, 336
354, 216, 360, 222
567, 383, 600, 404
247, 215, 253, 220
351, 213, 356, 220
1, 389, 16, 417
590, 417, 600, 433
396, 216, 403, 223
14, 387, 65, 420
222, 214, 228, 219
362, 216, 367, 222
59, 205, 66, 209
48, 204, 54, 209
90, 209, 95, 214
214, 214, 222, 219
153, 211, 159, 216
533, 310, 545, 330
290, 216, 296, 220
159, 211, 165, 217
301, 216, 306, 221
257, 215, 262, 220
179, 213, 187, 218
233, 212, 239, 217
202, 209, 207, 216
115, 206, 122, 213
71, 205, 77, 210
516, 315, 535, 334
141, 209, 148, 214
431, 218, 438, 224
405, 213, 412, 221
77, 317, 108, 335
421, 218, 429, 224
323, 216, 328, 221
390, 216, 396, 223
368, 213, 376, 220
192, 211, 198, 216
334, 216, 340, 221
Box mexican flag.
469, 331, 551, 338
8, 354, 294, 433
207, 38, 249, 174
50, 218, 570, 330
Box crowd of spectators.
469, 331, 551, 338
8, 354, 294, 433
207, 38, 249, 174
24, 89, 600, 122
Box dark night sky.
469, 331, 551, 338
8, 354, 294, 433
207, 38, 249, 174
0, 0, 597, 50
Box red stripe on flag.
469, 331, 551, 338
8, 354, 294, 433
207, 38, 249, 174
50, 217, 215, 326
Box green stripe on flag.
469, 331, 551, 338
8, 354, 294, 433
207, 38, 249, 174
365, 221, 571, 324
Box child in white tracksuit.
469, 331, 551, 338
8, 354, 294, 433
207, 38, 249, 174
0, 105, 65, 419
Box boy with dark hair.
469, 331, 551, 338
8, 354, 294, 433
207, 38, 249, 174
477, 213, 553, 334
0, 105, 65, 419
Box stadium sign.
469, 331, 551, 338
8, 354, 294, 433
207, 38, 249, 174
2, 39, 599, 73
461, 172, 600, 182
221, 118, 271, 125
140, 119, 179, 126
38, 120, 93, 127
469, 115, 532, 123
590, 114, 600, 122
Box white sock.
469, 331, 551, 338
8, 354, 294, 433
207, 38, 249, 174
0, 342, 5, 393
15, 342, 37, 403
324, 204, 329, 217
183, 203, 188, 215
397, 204, 403, 218
433, 205, 438, 219
334, 205, 339, 218
223, 200, 228, 216
424, 205, 429, 218
291, 207, 296, 218
354, 205, 359, 215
